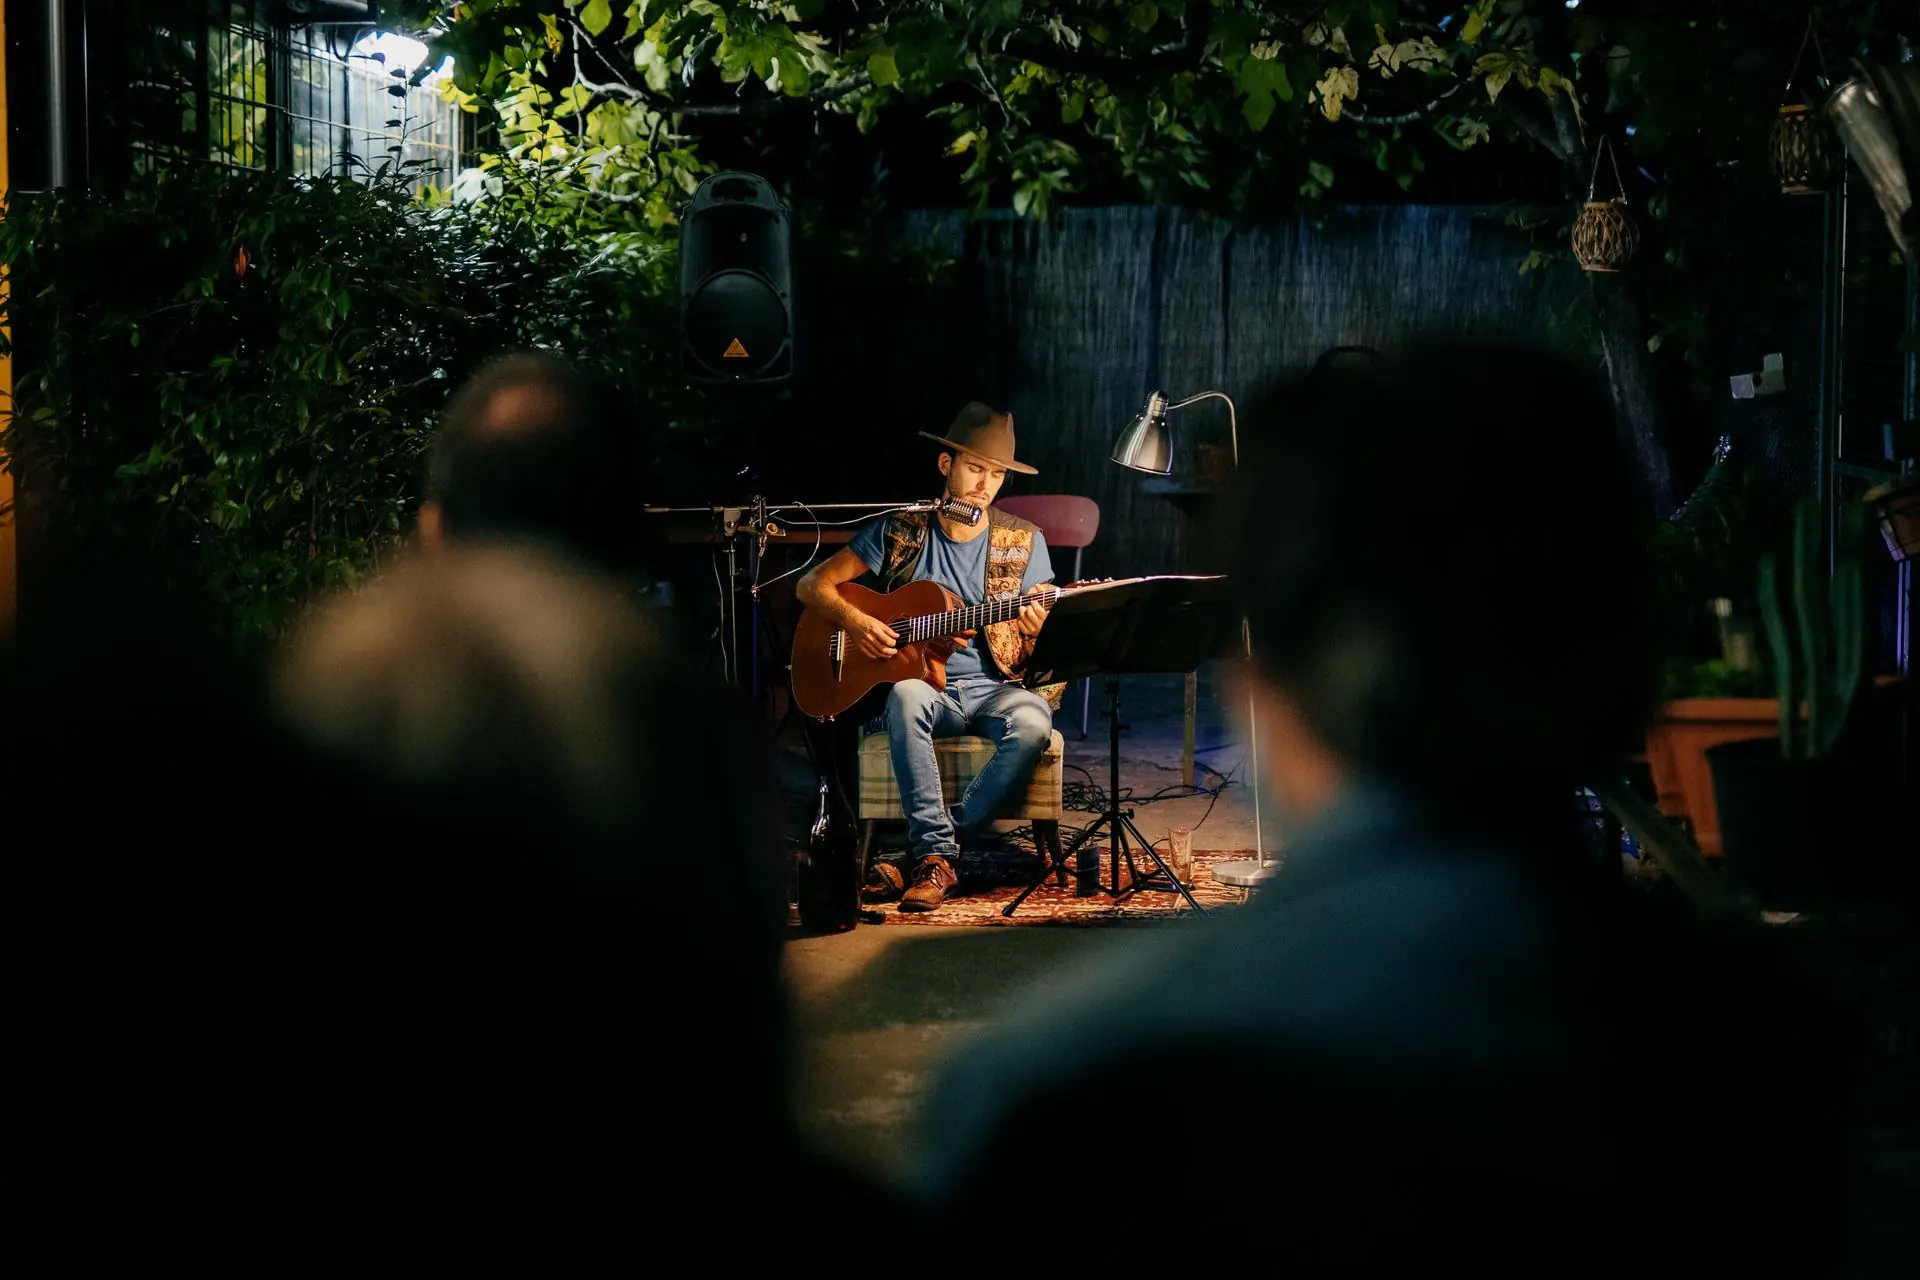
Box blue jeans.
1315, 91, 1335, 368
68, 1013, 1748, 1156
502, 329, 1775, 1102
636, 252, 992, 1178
878, 677, 1054, 863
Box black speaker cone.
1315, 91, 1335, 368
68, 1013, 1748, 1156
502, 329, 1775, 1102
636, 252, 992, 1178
684, 271, 789, 378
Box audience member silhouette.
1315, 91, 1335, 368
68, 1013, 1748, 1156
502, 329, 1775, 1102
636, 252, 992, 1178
907, 338, 1850, 1268
419, 350, 659, 583
8, 543, 879, 1251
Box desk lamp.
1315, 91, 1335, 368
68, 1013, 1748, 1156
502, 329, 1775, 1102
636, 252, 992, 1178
1112, 389, 1273, 888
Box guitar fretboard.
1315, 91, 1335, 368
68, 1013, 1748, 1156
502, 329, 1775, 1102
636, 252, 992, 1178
902, 585, 1061, 643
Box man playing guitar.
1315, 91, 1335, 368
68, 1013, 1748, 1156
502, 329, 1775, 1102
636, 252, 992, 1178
794, 403, 1058, 913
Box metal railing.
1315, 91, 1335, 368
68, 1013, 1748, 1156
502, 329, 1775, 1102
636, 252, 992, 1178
128, 2, 468, 192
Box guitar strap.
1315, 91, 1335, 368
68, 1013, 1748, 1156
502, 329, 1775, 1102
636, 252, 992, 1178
878, 509, 1066, 709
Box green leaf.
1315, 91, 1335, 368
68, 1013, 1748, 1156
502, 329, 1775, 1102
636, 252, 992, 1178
867, 48, 900, 86
1315, 66, 1359, 122
1209, 9, 1257, 60
1238, 56, 1292, 131
1128, 3, 1159, 32
973, 0, 1023, 29
553, 83, 594, 118
580, 0, 614, 38
1308, 160, 1335, 188
1062, 92, 1085, 124
1462, 8, 1488, 45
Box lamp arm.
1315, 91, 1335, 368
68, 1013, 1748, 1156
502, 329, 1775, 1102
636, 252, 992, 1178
1165, 389, 1239, 468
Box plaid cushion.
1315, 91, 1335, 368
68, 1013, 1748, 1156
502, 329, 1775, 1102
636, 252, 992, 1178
858, 729, 1065, 822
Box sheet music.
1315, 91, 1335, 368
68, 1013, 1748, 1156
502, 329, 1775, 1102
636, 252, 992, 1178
1063, 574, 1226, 592
1021, 573, 1236, 682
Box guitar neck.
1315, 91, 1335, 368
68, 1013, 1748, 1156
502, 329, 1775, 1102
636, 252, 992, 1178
904, 585, 1059, 643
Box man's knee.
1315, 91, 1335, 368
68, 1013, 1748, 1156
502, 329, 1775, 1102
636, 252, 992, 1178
887, 679, 940, 729
1005, 699, 1053, 754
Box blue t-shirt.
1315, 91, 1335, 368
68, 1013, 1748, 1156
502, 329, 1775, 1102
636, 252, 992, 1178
847, 515, 1054, 684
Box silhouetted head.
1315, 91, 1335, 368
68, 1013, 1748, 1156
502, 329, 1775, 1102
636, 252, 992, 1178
270, 540, 788, 998
1214, 337, 1659, 828
6, 542, 821, 1234
421, 351, 647, 576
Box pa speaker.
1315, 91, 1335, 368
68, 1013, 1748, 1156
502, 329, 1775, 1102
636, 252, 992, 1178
679, 172, 797, 386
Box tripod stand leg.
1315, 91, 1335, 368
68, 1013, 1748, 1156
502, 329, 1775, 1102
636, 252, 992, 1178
1002, 815, 1106, 917
1037, 820, 1066, 888
1115, 811, 1209, 914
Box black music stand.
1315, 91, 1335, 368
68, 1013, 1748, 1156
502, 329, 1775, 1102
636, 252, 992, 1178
1002, 575, 1236, 918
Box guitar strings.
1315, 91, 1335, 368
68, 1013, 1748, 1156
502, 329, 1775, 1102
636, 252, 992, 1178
904, 584, 1062, 643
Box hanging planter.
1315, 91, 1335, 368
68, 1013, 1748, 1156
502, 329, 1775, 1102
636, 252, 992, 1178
1572, 136, 1638, 272
1769, 18, 1835, 194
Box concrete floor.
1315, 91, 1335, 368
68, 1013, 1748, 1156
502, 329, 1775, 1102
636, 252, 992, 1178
777, 660, 1266, 1185
781, 923, 1132, 1185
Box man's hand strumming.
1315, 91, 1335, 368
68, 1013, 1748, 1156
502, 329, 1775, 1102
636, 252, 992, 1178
850, 614, 902, 660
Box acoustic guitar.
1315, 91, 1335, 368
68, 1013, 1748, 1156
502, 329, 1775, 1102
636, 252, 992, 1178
788, 579, 1079, 720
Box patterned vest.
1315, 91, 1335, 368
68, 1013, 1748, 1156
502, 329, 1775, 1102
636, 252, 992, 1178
877, 508, 1066, 708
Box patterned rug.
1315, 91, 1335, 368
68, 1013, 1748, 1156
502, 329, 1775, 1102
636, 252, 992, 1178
857, 848, 1259, 926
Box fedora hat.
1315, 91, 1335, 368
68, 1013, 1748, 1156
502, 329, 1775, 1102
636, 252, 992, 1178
918, 402, 1038, 475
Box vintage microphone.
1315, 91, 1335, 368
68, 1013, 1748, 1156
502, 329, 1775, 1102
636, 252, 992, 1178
900, 495, 983, 525
936, 495, 984, 525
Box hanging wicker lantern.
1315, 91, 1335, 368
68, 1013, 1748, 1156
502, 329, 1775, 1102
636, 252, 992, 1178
1864, 474, 1920, 564
1573, 137, 1639, 272
1770, 102, 1835, 194
1771, 18, 1835, 195
1573, 200, 1639, 272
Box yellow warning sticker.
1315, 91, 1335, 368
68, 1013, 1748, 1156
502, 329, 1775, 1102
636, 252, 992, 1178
723, 338, 749, 358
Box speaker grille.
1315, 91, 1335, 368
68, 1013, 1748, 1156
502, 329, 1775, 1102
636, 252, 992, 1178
678, 171, 798, 385
684, 271, 791, 378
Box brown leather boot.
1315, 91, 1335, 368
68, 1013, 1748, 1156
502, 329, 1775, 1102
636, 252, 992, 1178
899, 854, 957, 913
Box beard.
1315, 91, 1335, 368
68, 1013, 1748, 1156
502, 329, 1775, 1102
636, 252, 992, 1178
948, 482, 991, 508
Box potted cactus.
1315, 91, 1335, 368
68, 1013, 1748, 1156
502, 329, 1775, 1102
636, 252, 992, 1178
1705, 501, 1868, 906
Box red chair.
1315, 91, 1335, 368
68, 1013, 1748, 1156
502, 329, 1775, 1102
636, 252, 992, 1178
994, 494, 1101, 738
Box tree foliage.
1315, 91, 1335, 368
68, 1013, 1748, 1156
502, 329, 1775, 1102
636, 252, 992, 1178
0, 161, 689, 646
393, 0, 1594, 220
393, 2, 1897, 217
387, 3, 1908, 509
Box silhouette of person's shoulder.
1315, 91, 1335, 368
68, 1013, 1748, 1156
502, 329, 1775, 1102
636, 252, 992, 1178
911, 798, 1850, 1267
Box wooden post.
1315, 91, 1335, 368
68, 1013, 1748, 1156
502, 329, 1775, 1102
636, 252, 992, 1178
0, 1, 14, 639
1182, 669, 1197, 789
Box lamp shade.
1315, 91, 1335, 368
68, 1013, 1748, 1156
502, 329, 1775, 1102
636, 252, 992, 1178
1111, 392, 1173, 474
1825, 63, 1920, 258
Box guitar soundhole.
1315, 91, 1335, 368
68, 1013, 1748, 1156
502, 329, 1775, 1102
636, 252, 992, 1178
889, 619, 910, 644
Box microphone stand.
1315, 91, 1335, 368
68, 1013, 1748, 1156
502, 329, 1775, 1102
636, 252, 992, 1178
641, 496, 978, 700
